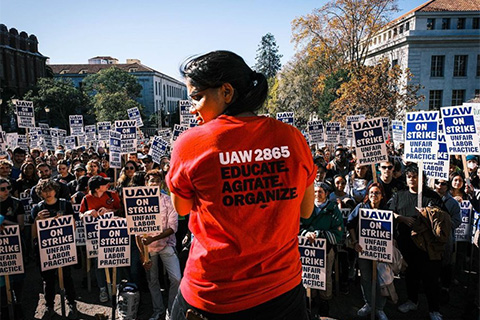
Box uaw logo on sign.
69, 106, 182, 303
346, 114, 366, 140
325, 122, 341, 145
98, 218, 130, 268
73, 204, 85, 246
83, 212, 114, 258
127, 107, 144, 127
456, 200, 472, 242
172, 124, 189, 145
298, 236, 326, 290
404, 111, 439, 162
179, 100, 195, 125
123, 186, 163, 235
97, 122, 112, 141
276, 112, 295, 127
15, 100, 35, 129
307, 120, 324, 145
424, 125, 449, 181
149, 136, 169, 164
441, 106, 480, 155
37, 216, 77, 271
115, 120, 137, 154
352, 118, 388, 166
359, 209, 393, 263
392, 120, 404, 145
0, 225, 24, 276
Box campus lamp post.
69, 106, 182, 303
45, 106, 50, 126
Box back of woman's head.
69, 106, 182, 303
180, 50, 268, 116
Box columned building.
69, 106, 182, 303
364, 0, 480, 110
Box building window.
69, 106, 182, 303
393, 28, 397, 37
431, 56, 445, 77
60, 70, 70, 74
441, 18, 450, 29
473, 17, 480, 29
399, 25, 404, 33
427, 18, 435, 30
451, 90, 465, 105
79, 70, 88, 74
457, 18, 466, 29
392, 59, 398, 67
429, 90, 443, 110
453, 55, 468, 77
128, 68, 137, 72
405, 21, 410, 31
475, 89, 480, 98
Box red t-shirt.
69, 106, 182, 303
166, 115, 316, 313
79, 190, 121, 213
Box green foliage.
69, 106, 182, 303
92, 92, 144, 123
316, 69, 349, 121
254, 33, 283, 79
23, 78, 90, 129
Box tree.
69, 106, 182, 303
292, 0, 398, 71
254, 33, 283, 79
83, 67, 144, 123
23, 78, 91, 129
330, 58, 424, 122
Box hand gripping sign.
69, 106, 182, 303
123, 186, 163, 235
298, 236, 326, 290
98, 218, 130, 268
358, 209, 393, 263
352, 118, 388, 166
83, 212, 114, 258
0, 225, 24, 276
37, 215, 78, 271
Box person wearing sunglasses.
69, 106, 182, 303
371, 158, 405, 201
116, 161, 138, 197
432, 178, 461, 304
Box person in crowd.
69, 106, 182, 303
160, 157, 170, 176
141, 154, 156, 172
432, 178, 462, 303
450, 171, 467, 202
80, 152, 90, 165
13, 162, 38, 197
71, 176, 89, 204
67, 163, 87, 195
166, 51, 315, 320
330, 174, 355, 209
465, 155, 478, 177
11, 147, 27, 180
31, 179, 78, 319
86, 159, 107, 178
315, 163, 327, 183
54, 149, 65, 161
30, 148, 41, 162
30, 163, 70, 205
371, 158, 405, 200
326, 147, 351, 179
56, 160, 75, 185
300, 182, 344, 317
116, 160, 138, 197
79, 175, 121, 303
345, 161, 370, 204
48, 155, 59, 178
137, 169, 182, 320
389, 164, 448, 320
0, 159, 13, 181
347, 183, 389, 320
101, 155, 115, 181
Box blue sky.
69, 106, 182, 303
2, 0, 426, 81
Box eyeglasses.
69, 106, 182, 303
380, 165, 394, 170
435, 181, 448, 186
143, 161, 152, 164
369, 191, 382, 196
0, 185, 12, 192
125, 166, 135, 170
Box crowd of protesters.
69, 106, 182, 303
0, 138, 478, 320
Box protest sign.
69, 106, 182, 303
39, 123, 54, 151
463, 103, 480, 136
17, 134, 28, 151
64, 136, 76, 150
352, 118, 388, 166
188, 119, 198, 128
358, 209, 393, 263
346, 115, 366, 140
404, 111, 439, 162
339, 128, 347, 146
73, 204, 85, 246
50, 128, 59, 147
98, 218, 130, 268
109, 130, 122, 169
456, 200, 472, 242
157, 129, 171, 142
19, 190, 33, 225
115, 120, 137, 154
298, 236, 326, 290
179, 100, 195, 125
85, 125, 97, 141
441, 105, 480, 155
127, 107, 143, 127
15, 100, 35, 128
325, 122, 341, 145
0, 132, 7, 157
6, 133, 18, 149
172, 124, 189, 145
381, 117, 390, 138
307, 120, 324, 145
77, 135, 86, 147
57, 129, 67, 146
0, 225, 24, 275
28, 128, 41, 149
69, 115, 84, 136
276, 112, 295, 127
83, 212, 114, 258
37, 215, 77, 271
97, 122, 111, 141
123, 186, 163, 235
149, 136, 169, 164
391, 120, 404, 146
424, 125, 449, 181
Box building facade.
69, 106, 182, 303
50, 58, 187, 124
364, 0, 480, 110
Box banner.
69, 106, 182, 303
456, 200, 472, 242
404, 111, 439, 162
298, 236, 326, 290
0, 225, 24, 275
358, 209, 393, 263
123, 186, 163, 235
276, 112, 295, 127
37, 215, 77, 271
15, 100, 35, 128
98, 218, 130, 268
69, 115, 84, 136
127, 107, 144, 127
115, 120, 137, 154
83, 212, 114, 258
85, 125, 97, 141
179, 100, 195, 125
441, 105, 480, 155
352, 118, 388, 166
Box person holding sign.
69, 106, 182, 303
167, 51, 316, 320
136, 169, 181, 320
347, 183, 389, 320
299, 182, 344, 317
31, 179, 78, 319
388, 164, 448, 320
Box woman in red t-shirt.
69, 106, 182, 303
167, 51, 315, 320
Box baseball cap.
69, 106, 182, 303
88, 176, 110, 192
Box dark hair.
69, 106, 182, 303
180, 50, 268, 116
13, 147, 27, 155
132, 171, 146, 187
404, 163, 418, 176
57, 160, 69, 167
363, 182, 386, 208
36, 179, 60, 196
0, 178, 11, 186
36, 163, 51, 170
315, 181, 332, 194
